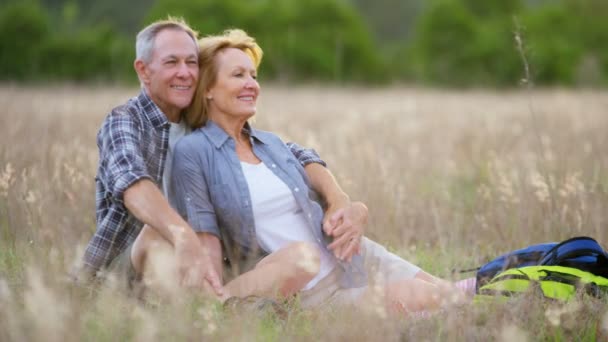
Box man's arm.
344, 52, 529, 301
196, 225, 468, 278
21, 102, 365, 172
124, 179, 197, 248
100, 114, 221, 293
303, 163, 350, 210
285, 142, 349, 209
124, 179, 223, 294
286, 142, 368, 262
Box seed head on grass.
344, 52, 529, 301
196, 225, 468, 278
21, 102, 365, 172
0, 163, 15, 197
529, 171, 551, 203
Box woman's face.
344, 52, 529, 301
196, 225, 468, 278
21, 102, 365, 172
207, 48, 259, 120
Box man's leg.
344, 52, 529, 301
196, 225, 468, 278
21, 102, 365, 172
132, 225, 226, 297
130, 224, 181, 295
104, 241, 143, 296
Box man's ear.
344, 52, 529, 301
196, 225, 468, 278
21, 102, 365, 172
134, 59, 150, 85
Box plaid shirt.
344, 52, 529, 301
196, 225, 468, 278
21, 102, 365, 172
83, 89, 325, 275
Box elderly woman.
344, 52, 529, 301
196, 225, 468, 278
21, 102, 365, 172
171, 29, 465, 313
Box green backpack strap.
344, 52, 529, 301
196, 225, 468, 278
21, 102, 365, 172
475, 266, 608, 303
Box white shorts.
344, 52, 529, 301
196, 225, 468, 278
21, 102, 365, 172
298, 237, 421, 309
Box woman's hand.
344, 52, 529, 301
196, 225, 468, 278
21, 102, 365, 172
323, 201, 368, 262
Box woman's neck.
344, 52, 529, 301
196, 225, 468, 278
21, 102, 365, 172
209, 113, 260, 164
209, 113, 249, 144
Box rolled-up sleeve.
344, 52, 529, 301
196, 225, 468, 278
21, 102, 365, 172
171, 139, 221, 237
99, 114, 152, 202
286, 141, 326, 167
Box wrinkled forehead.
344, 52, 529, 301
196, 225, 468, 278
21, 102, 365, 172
152, 28, 198, 59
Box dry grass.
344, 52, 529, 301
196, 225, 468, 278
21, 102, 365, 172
1, 84, 607, 341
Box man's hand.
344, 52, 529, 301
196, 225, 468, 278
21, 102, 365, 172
173, 230, 226, 299
323, 201, 368, 262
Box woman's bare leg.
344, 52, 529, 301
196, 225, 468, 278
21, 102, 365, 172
224, 242, 321, 299
373, 271, 468, 315
132, 228, 322, 301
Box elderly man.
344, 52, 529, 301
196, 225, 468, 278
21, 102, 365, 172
82, 17, 365, 297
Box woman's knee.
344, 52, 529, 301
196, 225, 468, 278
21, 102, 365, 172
288, 242, 321, 278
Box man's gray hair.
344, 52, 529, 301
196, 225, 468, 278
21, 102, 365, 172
135, 17, 198, 63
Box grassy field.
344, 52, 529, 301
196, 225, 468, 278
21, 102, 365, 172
0, 84, 607, 341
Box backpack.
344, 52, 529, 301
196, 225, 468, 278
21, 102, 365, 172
474, 236, 608, 292
475, 265, 608, 302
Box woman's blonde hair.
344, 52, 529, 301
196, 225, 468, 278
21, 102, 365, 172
186, 29, 263, 129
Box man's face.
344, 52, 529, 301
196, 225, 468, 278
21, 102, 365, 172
139, 29, 199, 120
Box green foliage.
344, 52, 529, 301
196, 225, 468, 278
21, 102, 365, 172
145, 0, 384, 82
0, 0, 133, 82
520, 5, 582, 85
407, 0, 522, 86
0, 1, 50, 80
407, 0, 608, 87
38, 26, 134, 82
562, 0, 608, 86
0, 0, 607, 86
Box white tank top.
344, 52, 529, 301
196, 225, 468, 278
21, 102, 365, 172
240, 161, 336, 290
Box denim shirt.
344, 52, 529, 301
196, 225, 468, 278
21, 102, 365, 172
170, 120, 366, 288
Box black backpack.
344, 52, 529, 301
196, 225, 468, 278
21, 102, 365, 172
473, 236, 608, 292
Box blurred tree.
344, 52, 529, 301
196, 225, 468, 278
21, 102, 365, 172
407, 0, 608, 87
0, 0, 606, 85
564, 0, 608, 85
39, 25, 133, 81
351, 0, 423, 43
459, 0, 523, 17
0, 0, 133, 82
521, 4, 583, 85
146, 0, 383, 82
38, 0, 153, 34
0, 0, 49, 80
408, 0, 521, 86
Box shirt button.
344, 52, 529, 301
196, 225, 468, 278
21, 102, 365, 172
271, 164, 276, 168
294, 187, 299, 192
307, 213, 312, 218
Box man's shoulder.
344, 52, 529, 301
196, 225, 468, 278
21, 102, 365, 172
108, 95, 143, 121
99, 95, 145, 132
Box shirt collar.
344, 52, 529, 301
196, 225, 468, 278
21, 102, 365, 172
202, 120, 269, 148
136, 89, 170, 128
